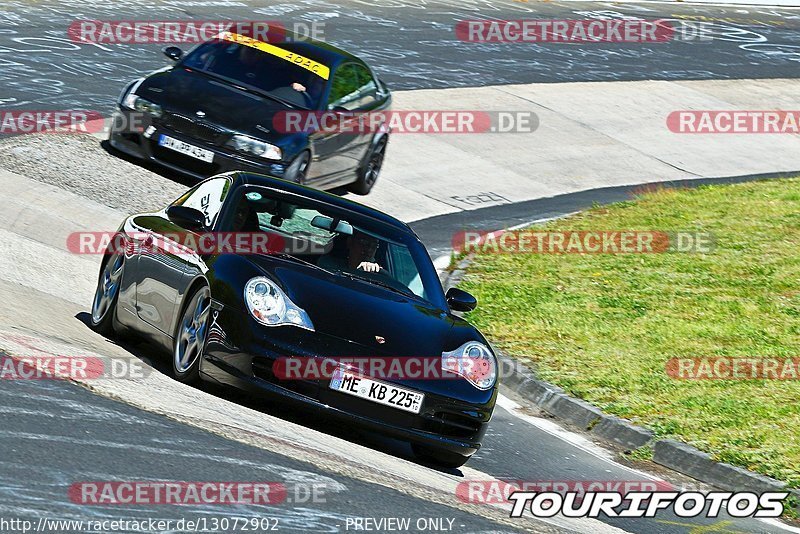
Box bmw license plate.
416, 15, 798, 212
329, 367, 424, 414
158, 134, 214, 163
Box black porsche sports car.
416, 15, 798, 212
90, 172, 497, 467
109, 31, 391, 195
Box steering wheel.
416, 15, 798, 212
298, 89, 314, 108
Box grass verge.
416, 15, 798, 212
459, 178, 800, 487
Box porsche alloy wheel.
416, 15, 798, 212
90, 252, 124, 335
173, 285, 211, 383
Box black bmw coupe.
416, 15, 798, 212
109, 31, 391, 194
90, 172, 498, 467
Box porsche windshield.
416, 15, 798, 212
181, 40, 327, 110
227, 188, 441, 304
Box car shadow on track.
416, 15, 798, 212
100, 140, 198, 188
75, 311, 464, 476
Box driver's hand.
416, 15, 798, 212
291, 82, 307, 92
357, 261, 381, 273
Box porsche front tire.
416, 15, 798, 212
172, 285, 211, 384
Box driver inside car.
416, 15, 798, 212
318, 231, 382, 274
231, 201, 261, 232
270, 78, 324, 108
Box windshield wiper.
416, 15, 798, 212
188, 68, 302, 109
335, 270, 415, 298
268, 253, 333, 273
233, 84, 301, 109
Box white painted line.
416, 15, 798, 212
435, 211, 582, 278
433, 254, 452, 271
759, 518, 800, 533
497, 394, 664, 481
507, 213, 582, 232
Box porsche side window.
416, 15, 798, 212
172, 177, 231, 228
386, 243, 427, 300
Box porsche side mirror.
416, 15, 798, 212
446, 287, 477, 312
166, 205, 206, 230
163, 46, 183, 61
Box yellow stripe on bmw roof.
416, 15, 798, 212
219, 32, 330, 80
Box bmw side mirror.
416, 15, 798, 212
163, 46, 183, 61
166, 205, 206, 230
377, 78, 389, 98
446, 288, 477, 312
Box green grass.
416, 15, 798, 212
459, 178, 800, 487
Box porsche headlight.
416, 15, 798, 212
244, 277, 313, 330
442, 341, 497, 390
226, 135, 282, 160
122, 94, 163, 118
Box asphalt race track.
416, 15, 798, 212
1, 0, 799, 533
0, 0, 799, 111
0, 371, 531, 534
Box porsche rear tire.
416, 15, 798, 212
90, 252, 124, 336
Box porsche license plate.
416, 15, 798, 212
158, 134, 214, 163
329, 368, 424, 414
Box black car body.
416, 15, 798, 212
109, 31, 391, 195
90, 172, 498, 467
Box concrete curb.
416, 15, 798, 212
441, 257, 797, 501
653, 440, 790, 493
